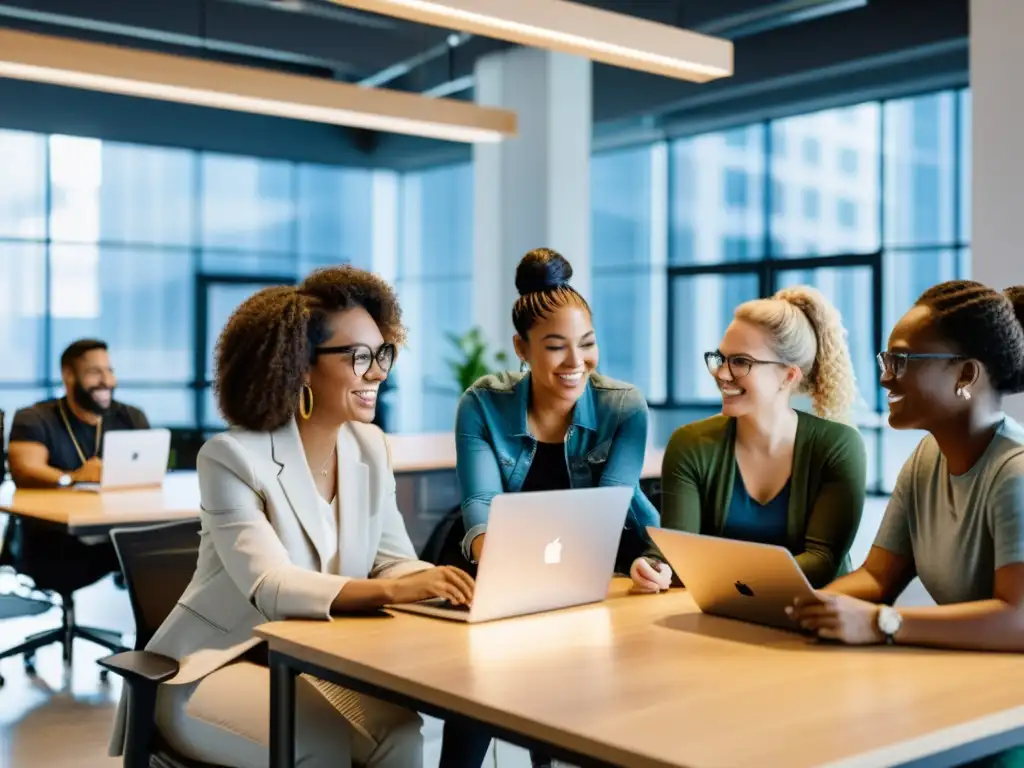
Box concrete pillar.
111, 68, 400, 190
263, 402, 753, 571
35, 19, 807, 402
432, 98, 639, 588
473, 47, 592, 357
971, 0, 1024, 420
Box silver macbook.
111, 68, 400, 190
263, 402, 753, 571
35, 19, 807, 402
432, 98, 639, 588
74, 428, 172, 492
648, 528, 817, 632
391, 486, 633, 624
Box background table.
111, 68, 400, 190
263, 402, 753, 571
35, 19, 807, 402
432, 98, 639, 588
0, 471, 202, 536
257, 580, 1024, 768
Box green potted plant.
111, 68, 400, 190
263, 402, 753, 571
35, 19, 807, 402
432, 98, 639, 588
446, 327, 509, 393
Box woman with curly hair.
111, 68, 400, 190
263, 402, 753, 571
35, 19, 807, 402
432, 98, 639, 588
632, 285, 867, 593
791, 281, 1024, 662
110, 266, 474, 768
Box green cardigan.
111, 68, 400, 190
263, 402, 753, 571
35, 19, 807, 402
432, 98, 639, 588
650, 411, 867, 588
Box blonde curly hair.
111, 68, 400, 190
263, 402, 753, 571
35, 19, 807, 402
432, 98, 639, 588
734, 285, 858, 423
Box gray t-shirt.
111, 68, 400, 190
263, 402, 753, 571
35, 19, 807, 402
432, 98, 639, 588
874, 416, 1024, 605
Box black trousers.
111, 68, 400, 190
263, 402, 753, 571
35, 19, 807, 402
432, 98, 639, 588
440, 721, 551, 767
1, 518, 119, 594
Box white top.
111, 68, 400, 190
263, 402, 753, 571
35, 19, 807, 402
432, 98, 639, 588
318, 491, 340, 574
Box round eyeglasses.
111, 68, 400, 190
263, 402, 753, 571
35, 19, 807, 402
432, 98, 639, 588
704, 350, 788, 380
876, 351, 965, 379
315, 343, 396, 377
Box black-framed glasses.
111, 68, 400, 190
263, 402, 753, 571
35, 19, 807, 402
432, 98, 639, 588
704, 351, 788, 380
876, 351, 966, 379
315, 343, 396, 376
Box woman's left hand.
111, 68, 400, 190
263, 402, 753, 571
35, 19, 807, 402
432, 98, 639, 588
787, 592, 885, 645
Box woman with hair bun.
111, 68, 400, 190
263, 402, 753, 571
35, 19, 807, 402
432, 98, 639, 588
791, 281, 1024, 663
633, 285, 868, 593
446, 247, 659, 768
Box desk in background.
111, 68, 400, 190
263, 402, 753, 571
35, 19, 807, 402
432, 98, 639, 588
386, 432, 664, 479
259, 579, 1024, 768
0, 433, 663, 546
0, 471, 202, 537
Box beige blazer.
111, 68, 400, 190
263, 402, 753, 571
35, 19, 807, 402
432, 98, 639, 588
109, 418, 432, 755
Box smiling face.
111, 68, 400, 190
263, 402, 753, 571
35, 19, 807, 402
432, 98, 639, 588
307, 306, 390, 425
516, 305, 598, 406
64, 348, 117, 415
881, 305, 976, 430
713, 319, 799, 418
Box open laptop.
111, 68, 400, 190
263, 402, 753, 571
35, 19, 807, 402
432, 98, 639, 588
74, 428, 172, 492
390, 486, 633, 624
648, 528, 818, 632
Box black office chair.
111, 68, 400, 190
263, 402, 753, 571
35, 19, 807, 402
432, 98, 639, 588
0, 516, 127, 684
97, 519, 225, 768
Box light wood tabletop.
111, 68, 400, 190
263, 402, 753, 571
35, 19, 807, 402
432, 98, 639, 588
0, 435, 665, 534
0, 471, 202, 534
256, 579, 1024, 768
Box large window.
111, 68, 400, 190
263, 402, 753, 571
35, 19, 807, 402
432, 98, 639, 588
0, 130, 378, 434
590, 88, 971, 493
396, 163, 474, 433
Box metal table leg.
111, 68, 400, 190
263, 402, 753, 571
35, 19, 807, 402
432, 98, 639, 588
269, 651, 297, 768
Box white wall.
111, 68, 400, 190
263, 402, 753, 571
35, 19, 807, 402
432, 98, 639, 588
971, 0, 1024, 422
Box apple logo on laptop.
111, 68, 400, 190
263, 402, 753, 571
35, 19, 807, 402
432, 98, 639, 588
734, 580, 755, 597
543, 537, 562, 565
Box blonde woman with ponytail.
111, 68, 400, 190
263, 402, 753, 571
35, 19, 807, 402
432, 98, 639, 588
632, 285, 867, 593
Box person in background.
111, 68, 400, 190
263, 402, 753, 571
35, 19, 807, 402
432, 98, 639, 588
633, 286, 867, 593
5, 339, 150, 587
446, 248, 660, 768
109, 267, 475, 767
8, 338, 149, 489
791, 281, 1024, 662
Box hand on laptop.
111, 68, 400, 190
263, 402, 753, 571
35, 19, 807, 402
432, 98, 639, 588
392, 566, 475, 606
630, 557, 672, 593
72, 457, 103, 484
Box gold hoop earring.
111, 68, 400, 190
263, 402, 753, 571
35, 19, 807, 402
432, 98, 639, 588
299, 383, 314, 419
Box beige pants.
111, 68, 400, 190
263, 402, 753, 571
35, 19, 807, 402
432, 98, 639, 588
155, 662, 423, 768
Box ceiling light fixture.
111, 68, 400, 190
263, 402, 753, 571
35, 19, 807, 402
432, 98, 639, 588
331, 0, 733, 82
0, 29, 517, 143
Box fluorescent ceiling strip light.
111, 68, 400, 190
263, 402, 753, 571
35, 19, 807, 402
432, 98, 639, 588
0, 30, 517, 143
332, 0, 733, 82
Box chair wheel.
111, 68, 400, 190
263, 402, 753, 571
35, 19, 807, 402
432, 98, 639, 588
99, 669, 109, 683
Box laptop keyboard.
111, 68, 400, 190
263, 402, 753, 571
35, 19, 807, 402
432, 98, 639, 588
426, 598, 470, 612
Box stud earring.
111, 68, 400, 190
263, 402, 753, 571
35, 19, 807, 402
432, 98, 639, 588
956, 386, 972, 401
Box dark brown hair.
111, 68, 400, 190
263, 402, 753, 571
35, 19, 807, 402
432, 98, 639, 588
915, 279, 1024, 394
512, 248, 590, 338
60, 338, 108, 371
214, 265, 406, 431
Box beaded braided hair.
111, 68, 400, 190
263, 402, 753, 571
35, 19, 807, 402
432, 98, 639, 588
914, 280, 1024, 395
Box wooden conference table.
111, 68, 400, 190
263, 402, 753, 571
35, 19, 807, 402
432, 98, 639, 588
258, 580, 1024, 768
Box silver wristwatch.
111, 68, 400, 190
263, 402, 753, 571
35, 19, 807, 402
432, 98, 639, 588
877, 605, 903, 644
57, 473, 73, 488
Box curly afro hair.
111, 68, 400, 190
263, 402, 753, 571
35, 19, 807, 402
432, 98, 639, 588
915, 280, 1024, 395
214, 265, 406, 431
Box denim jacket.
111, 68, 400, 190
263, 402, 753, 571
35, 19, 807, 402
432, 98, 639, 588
454, 371, 660, 573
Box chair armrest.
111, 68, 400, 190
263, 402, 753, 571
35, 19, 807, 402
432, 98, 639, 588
99, 652, 179, 768
98, 650, 179, 687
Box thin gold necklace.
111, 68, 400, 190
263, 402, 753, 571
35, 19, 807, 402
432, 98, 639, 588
318, 445, 336, 476
59, 398, 102, 466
